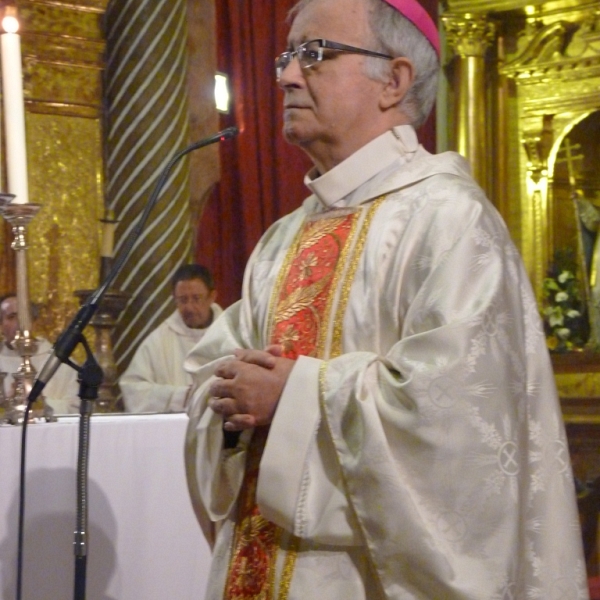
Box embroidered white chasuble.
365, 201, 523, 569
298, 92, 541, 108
185, 126, 588, 600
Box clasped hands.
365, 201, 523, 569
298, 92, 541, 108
208, 345, 295, 431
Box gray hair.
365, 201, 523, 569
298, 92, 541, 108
289, 0, 439, 128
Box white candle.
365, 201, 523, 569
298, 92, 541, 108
101, 220, 116, 258
1, 12, 29, 204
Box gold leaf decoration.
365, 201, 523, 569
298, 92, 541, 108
297, 217, 347, 253
275, 273, 333, 323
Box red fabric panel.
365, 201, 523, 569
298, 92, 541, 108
590, 576, 600, 600
197, 0, 438, 308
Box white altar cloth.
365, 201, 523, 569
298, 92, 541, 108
0, 413, 210, 600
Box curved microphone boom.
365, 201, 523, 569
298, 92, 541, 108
28, 126, 239, 404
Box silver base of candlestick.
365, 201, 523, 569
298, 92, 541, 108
0, 335, 55, 424
2, 372, 56, 424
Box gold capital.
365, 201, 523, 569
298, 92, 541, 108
442, 13, 496, 58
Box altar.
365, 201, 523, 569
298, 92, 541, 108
0, 413, 211, 600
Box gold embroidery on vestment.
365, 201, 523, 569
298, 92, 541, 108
278, 535, 300, 599
296, 216, 348, 253
266, 227, 304, 342
331, 195, 387, 358
316, 215, 362, 359
274, 272, 333, 324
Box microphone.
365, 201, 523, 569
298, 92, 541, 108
186, 126, 238, 150
28, 126, 239, 403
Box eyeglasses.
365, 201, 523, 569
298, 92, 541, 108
275, 38, 393, 81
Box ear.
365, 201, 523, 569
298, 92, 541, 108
379, 57, 414, 110
209, 289, 218, 303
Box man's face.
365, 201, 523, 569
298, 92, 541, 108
279, 0, 388, 168
0, 296, 18, 346
173, 279, 216, 329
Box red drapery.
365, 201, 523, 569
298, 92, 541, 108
196, 0, 437, 308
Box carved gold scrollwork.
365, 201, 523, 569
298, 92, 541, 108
523, 118, 553, 185
509, 21, 569, 74
503, 14, 600, 85
565, 9, 600, 60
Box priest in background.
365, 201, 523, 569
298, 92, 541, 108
120, 264, 221, 413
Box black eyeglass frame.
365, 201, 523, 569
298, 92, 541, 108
275, 38, 393, 80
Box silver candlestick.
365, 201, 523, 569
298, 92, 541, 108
0, 192, 54, 423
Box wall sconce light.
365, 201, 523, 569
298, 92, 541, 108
214, 72, 230, 114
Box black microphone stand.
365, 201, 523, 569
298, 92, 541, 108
15, 126, 238, 600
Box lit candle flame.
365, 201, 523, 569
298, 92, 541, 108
2, 8, 19, 34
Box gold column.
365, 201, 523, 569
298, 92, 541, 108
521, 117, 554, 301
442, 12, 495, 194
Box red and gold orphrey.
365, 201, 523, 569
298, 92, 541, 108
224, 211, 362, 600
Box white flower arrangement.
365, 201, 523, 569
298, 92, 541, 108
542, 269, 586, 352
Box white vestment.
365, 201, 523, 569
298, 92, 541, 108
185, 126, 588, 599
0, 338, 80, 415
120, 305, 222, 413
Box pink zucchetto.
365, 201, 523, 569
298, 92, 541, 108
382, 0, 440, 56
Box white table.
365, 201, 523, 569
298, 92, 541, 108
0, 413, 211, 600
